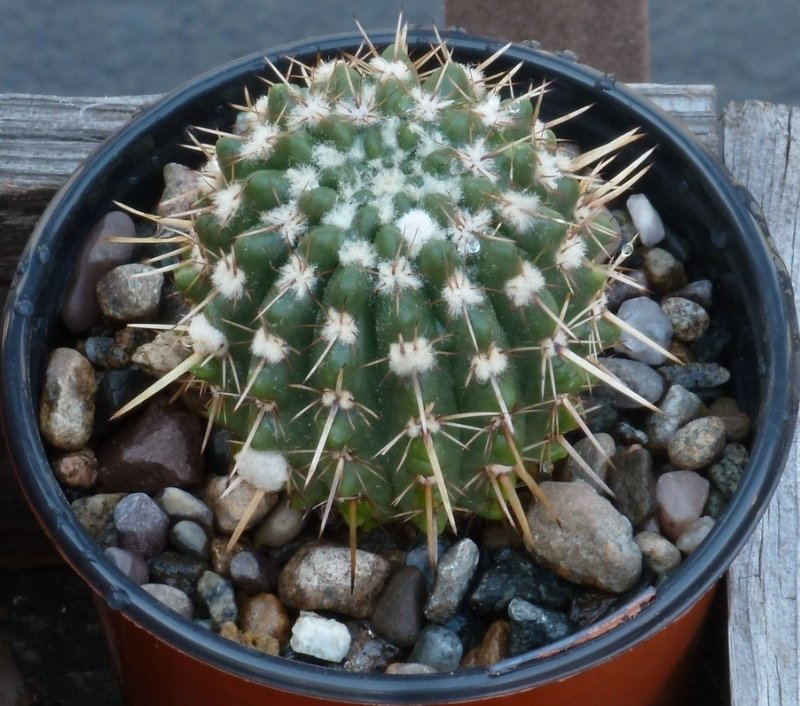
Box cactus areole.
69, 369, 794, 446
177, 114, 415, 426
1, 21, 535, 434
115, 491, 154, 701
118, 22, 655, 562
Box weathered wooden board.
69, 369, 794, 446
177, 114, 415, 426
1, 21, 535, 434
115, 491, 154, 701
724, 100, 800, 706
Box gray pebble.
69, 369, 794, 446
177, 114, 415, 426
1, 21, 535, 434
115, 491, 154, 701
132, 330, 192, 376
597, 357, 665, 409
103, 546, 149, 584
646, 384, 703, 451
667, 416, 726, 469
675, 516, 716, 555
169, 520, 211, 562
253, 501, 306, 549
672, 279, 713, 309
148, 551, 207, 599
708, 443, 748, 498
643, 247, 687, 292
157, 163, 202, 219
614, 421, 649, 446
371, 566, 427, 647
408, 625, 463, 672
605, 268, 649, 311
634, 531, 682, 574
343, 623, 402, 673
507, 598, 575, 656
83, 336, 115, 367
558, 432, 615, 493
197, 571, 238, 629
96, 263, 164, 323
141, 583, 194, 620
612, 297, 674, 365
229, 549, 279, 595
113, 492, 170, 558
155, 487, 214, 533
39, 348, 96, 451
660, 297, 710, 342
659, 362, 731, 390
607, 445, 657, 528
425, 538, 480, 623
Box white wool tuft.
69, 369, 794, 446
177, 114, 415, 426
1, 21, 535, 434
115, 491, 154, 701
260, 203, 308, 246
210, 254, 246, 301
239, 122, 281, 161
275, 255, 318, 299
442, 270, 485, 318
458, 140, 496, 180
498, 191, 541, 232
369, 57, 412, 82
536, 149, 572, 190
250, 328, 290, 364
448, 208, 493, 256
375, 256, 422, 294
321, 309, 359, 346
626, 193, 666, 246
389, 336, 436, 376
290, 612, 351, 662
288, 93, 332, 128
212, 183, 244, 224
322, 199, 359, 230
504, 261, 546, 307
235, 448, 289, 492
471, 346, 509, 383
396, 208, 442, 257
339, 239, 378, 268
410, 86, 453, 121
556, 237, 587, 270
188, 314, 228, 358
285, 166, 321, 198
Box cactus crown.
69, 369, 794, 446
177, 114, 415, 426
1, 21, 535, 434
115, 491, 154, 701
120, 20, 653, 565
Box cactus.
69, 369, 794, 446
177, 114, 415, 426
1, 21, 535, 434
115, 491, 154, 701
119, 20, 655, 565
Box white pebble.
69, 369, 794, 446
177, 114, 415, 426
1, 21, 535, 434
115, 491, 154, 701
627, 194, 666, 246
613, 296, 673, 365
290, 612, 351, 662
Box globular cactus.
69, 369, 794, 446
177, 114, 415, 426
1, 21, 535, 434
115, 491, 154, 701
122, 21, 654, 564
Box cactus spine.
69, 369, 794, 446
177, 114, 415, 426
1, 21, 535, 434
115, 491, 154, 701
121, 20, 653, 562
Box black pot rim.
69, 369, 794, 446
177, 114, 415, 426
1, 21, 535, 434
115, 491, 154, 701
3, 26, 799, 703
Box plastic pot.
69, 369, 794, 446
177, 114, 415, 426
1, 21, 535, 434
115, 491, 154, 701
2, 28, 798, 706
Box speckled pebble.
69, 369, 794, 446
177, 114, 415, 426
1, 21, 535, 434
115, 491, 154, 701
507, 598, 576, 656
229, 550, 280, 595
675, 516, 716, 554
197, 571, 238, 629
169, 520, 211, 561
643, 247, 687, 292
148, 551, 207, 598
634, 531, 682, 574
155, 486, 214, 532
113, 492, 170, 558
343, 623, 402, 673
667, 416, 726, 469
656, 470, 710, 542
612, 297, 674, 365
142, 583, 194, 619
96, 263, 164, 322
708, 442, 748, 498
51, 448, 98, 489
371, 565, 427, 647
71, 493, 126, 548
660, 297, 710, 342
39, 348, 97, 451
408, 625, 463, 672
62, 211, 137, 332
659, 362, 731, 390
103, 546, 149, 584
425, 538, 480, 624
597, 357, 665, 409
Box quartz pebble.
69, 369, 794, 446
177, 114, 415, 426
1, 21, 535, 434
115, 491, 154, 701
675, 516, 715, 554
527, 481, 642, 593
169, 520, 211, 562
238, 593, 291, 645
612, 297, 674, 365
96, 263, 164, 322
141, 583, 194, 619
408, 625, 463, 672
62, 211, 137, 332
39, 348, 97, 450
113, 492, 169, 558
424, 538, 480, 623
660, 297, 710, 342
371, 565, 427, 647
656, 471, 710, 542
96, 395, 204, 494
507, 598, 575, 656
51, 448, 97, 489
634, 531, 682, 574
103, 546, 149, 584
626, 194, 665, 246
290, 612, 351, 663
197, 571, 238, 629
597, 357, 665, 409
278, 544, 391, 619
667, 416, 726, 470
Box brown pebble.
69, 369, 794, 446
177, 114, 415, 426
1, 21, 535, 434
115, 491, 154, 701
210, 537, 246, 576
51, 448, 98, 489
205, 476, 277, 536
461, 620, 509, 667
39, 348, 96, 450
238, 593, 291, 645
708, 397, 751, 442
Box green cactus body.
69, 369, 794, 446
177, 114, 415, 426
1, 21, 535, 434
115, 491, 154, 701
146, 25, 648, 553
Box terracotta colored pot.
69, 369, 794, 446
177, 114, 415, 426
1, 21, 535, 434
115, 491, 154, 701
3, 28, 798, 706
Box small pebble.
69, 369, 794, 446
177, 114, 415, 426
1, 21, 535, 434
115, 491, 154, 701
643, 247, 687, 292
96, 263, 164, 323
405, 539, 452, 591
659, 362, 731, 390
103, 546, 149, 584
614, 421, 649, 446
197, 571, 238, 629
656, 470, 710, 541
253, 501, 306, 549
384, 663, 438, 675
667, 416, 726, 469
229, 550, 280, 595
169, 520, 211, 561
206, 476, 276, 536
526, 481, 642, 594
634, 531, 682, 574
704, 489, 728, 520
113, 492, 169, 558
220, 621, 280, 657
158, 163, 202, 219
371, 565, 427, 647
141, 583, 194, 620
209, 537, 246, 576
71, 493, 126, 548
607, 445, 657, 528
646, 384, 703, 451
278, 544, 391, 619
93, 367, 152, 432
672, 279, 713, 309
461, 620, 509, 667
39, 348, 97, 451
408, 625, 463, 672
148, 551, 207, 598
660, 297, 710, 342
343, 623, 402, 673
597, 357, 665, 409
51, 448, 98, 489
675, 516, 716, 554
612, 297, 674, 365
62, 211, 137, 332
708, 397, 751, 442
132, 330, 192, 376
558, 432, 615, 493
83, 336, 115, 367
708, 443, 748, 498
238, 593, 291, 645
626, 194, 665, 246
507, 598, 576, 656
155, 486, 214, 532
424, 538, 480, 624
290, 612, 351, 663
605, 269, 649, 311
